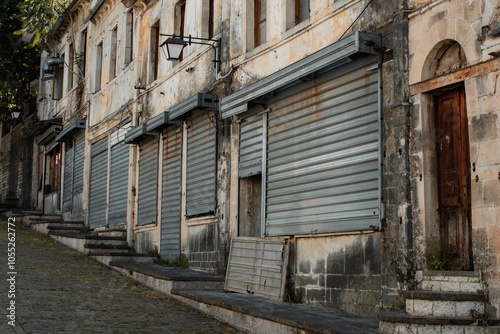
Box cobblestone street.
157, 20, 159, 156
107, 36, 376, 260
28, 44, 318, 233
0, 219, 241, 333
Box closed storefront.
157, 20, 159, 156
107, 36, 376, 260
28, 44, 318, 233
89, 137, 108, 229
160, 124, 182, 259
108, 128, 130, 226
224, 33, 382, 237
186, 112, 217, 217
137, 136, 159, 226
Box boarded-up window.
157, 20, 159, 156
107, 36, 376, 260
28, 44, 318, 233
110, 26, 118, 79
125, 10, 134, 65
95, 42, 103, 91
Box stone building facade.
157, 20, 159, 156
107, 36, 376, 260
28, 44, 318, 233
31, 0, 500, 321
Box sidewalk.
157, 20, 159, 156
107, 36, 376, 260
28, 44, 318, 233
3, 209, 380, 333
108, 261, 380, 334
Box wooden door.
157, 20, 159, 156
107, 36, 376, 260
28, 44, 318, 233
436, 87, 472, 270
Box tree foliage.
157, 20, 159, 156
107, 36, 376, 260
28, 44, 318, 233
0, 0, 40, 122
17, 0, 70, 49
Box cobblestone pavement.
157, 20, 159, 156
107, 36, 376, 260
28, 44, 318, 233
0, 219, 242, 333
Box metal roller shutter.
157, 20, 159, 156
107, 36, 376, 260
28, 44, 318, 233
239, 110, 263, 178
62, 145, 73, 212
137, 136, 159, 225
89, 137, 109, 229
186, 112, 216, 216
160, 125, 182, 259
108, 141, 129, 226
265, 56, 380, 236
73, 133, 85, 193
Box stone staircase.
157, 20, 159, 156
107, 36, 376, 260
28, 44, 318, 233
20, 213, 155, 266
379, 270, 500, 333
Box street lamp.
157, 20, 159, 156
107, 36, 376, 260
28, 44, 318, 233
160, 34, 221, 71
160, 37, 188, 60
11, 111, 21, 119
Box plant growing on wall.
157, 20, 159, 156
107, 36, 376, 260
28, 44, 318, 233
424, 235, 453, 270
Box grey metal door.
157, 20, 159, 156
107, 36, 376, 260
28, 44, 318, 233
265, 56, 380, 236
89, 137, 108, 229
137, 136, 159, 225
62, 144, 73, 212
186, 112, 216, 216
239, 110, 263, 178
160, 125, 182, 260
73, 133, 85, 193
108, 141, 130, 226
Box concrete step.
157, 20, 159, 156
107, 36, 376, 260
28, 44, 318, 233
89, 253, 156, 266
404, 290, 486, 317
95, 229, 126, 238
85, 244, 131, 255
48, 226, 85, 234
379, 311, 500, 334
49, 232, 128, 246
417, 270, 483, 293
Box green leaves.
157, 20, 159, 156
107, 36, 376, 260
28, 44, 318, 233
17, 0, 70, 49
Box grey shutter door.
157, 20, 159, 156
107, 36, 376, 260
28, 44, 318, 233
186, 112, 216, 216
62, 145, 73, 212
73, 133, 85, 193
265, 56, 380, 236
89, 138, 108, 229
239, 111, 263, 178
160, 125, 182, 260
108, 142, 129, 226
137, 136, 159, 225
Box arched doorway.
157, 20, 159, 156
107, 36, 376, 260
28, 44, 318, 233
424, 41, 472, 270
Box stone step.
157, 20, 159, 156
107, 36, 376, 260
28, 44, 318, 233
89, 253, 156, 266
417, 270, 483, 293
379, 311, 500, 334
404, 291, 486, 317
49, 231, 128, 246
85, 244, 131, 255
95, 229, 127, 238
48, 226, 85, 234
29, 215, 63, 222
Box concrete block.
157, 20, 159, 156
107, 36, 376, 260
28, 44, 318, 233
405, 299, 414, 313
459, 282, 483, 293
325, 275, 347, 289
455, 300, 484, 317
464, 327, 486, 334
412, 299, 433, 315
441, 281, 461, 291
433, 300, 455, 317
442, 325, 465, 334
419, 324, 441, 334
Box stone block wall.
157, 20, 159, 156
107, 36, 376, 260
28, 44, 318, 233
294, 233, 382, 317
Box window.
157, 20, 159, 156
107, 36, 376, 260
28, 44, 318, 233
255, 0, 266, 47
150, 22, 160, 82
125, 10, 134, 64
110, 26, 118, 79
208, 0, 214, 39
68, 44, 74, 90
175, 1, 186, 61
80, 30, 87, 77
53, 52, 64, 100
295, 0, 309, 25
95, 42, 103, 91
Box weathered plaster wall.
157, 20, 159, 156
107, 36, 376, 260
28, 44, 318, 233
408, 0, 500, 318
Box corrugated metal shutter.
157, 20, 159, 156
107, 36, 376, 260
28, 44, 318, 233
137, 136, 159, 225
265, 56, 380, 236
239, 111, 263, 178
62, 145, 73, 212
160, 125, 182, 259
89, 137, 109, 229
73, 133, 85, 193
186, 112, 216, 216
108, 141, 129, 226
225, 237, 289, 301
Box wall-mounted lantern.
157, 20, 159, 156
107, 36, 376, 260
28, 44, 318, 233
11, 111, 21, 119
160, 34, 221, 71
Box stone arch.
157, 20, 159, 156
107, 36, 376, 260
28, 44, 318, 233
421, 40, 467, 81
409, 18, 481, 85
